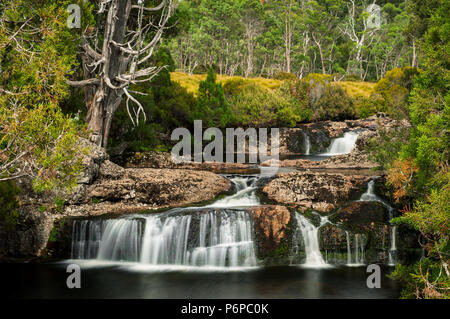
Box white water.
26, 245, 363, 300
303, 132, 311, 155
71, 176, 261, 268
344, 231, 366, 266
388, 226, 397, 266
208, 176, 260, 208
359, 179, 398, 265
321, 131, 359, 156
292, 212, 328, 267
72, 211, 257, 267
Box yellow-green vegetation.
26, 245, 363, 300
171, 72, 282, 95
172, 71, 376, 98
333, 81, 376, 98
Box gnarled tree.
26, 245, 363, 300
69, 0, 176, 147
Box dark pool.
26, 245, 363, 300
0, 261, 400, 299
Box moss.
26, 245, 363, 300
48, 219, 66, 243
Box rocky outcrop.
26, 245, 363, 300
84, 168, 231, 208
126, 151, 252, 173
247, 206, 291, 258
1, 142, 232, 259
262, 172, 370, 213
77, 139, 110, 184
331, 201, 388, 228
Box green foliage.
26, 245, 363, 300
0, 0, 87, 194
0, 181, 21, 231
367, 125, 411, 171
195, 68, 234, 127
389, 258, 450, 299
354, 95, 385, 119
109, 47, 197, 153
289, 74, 356, 121
226, 81, 304, 127
374, 67, 421, 119
369, 0, 450, 299
273, 72, 297, 81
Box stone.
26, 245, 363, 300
86, 168, 232, 208
262, 172, 370, 213
247, 205, 291, 257
77, 139, 109, 184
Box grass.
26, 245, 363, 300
170, 72, 283, 95
333, 81, 376, 98
171, 72, 376, 98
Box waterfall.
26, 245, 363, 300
321, 131, 359, 156
303, 132, 311, 155
359, 179, 398, 265
388, 226, 397, 266
71, 210, 258, 268
293, 212, 327, 266
360, 180, 378, 201
345, 231, 352, 265
208, 176, 260, 208
70, 175, 261, 269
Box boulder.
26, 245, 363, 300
77, 139, 109, 184
262, 172, 370, 213
247, 205, 291, 258
86, 168, 232, 208
126, 151, 251, 173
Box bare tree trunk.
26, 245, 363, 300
68, 0, 175, 148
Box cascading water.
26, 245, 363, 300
71, 210, 257, 268
321, 131, 359, 156
388, 226, 397, 266
359, 179, 397, 265
303, 132, 311, 155
208, 176, 260, 208
292, 212, 327, 267
71, 176, 260, 268
344, 231, 366, 266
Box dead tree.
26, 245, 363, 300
68, 0, 176, 148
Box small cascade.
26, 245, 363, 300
388, 226, 397, 266
359, 179, 398, 265
292, 212, 327, 267
72, 210, 258, 268
360, 180, 378, 201
208, 176, 259, 208
345, 231, 352, 265
344, 232, 366, 266
303, 132, 311, 155
321, 131, 359, 156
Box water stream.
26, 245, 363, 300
71, 176, 260, 269
359, 179, 398, 265
320, 131, 359, 156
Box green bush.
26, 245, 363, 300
194, 68, 234, 128
289, 74, 356, 121
374, 67, 421, 119
354, 95, 386, 119
273, 72, 297, 81
0, 181, 21, 231
109, 47, 197, 153
389, 258, 450, 299
226, 81, 305, 127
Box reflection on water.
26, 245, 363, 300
1, 262, 400, 299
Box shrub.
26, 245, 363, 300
289, 74, 356, 121
0, 181, 21, 231
273, 72, 297, 81
195, 68, 234, 128
374, 67, 421, 119
227, 82, 304, 127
